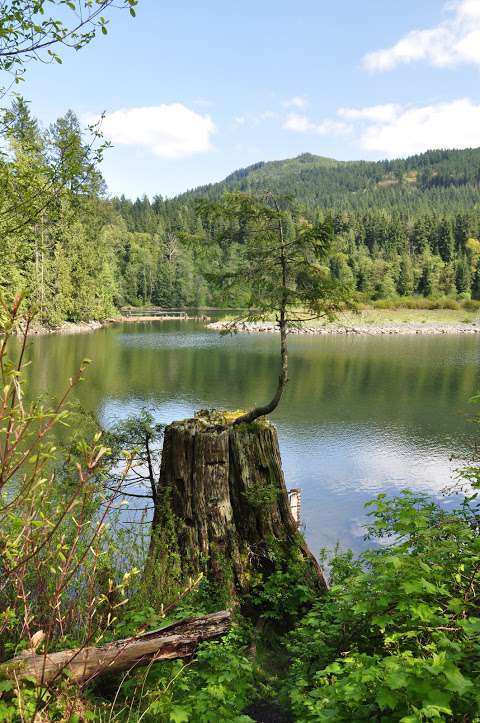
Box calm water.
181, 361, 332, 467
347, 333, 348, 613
24, 321, 480, 554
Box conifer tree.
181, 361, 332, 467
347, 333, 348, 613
197, 192, 352, 423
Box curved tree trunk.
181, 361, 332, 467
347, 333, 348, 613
149, 413, 327, 600
233, 202, 289, 427
232, 317, 288, 426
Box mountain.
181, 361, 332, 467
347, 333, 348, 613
176, 148, 480, 212
112, 146, 480, 308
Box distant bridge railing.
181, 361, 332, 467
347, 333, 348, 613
120, 307, 189, 319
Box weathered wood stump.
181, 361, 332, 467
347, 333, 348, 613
149, 411, 327, 599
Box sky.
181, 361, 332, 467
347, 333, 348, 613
14, 0, 480, 199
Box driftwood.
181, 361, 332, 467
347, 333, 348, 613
0, 610, 231, 686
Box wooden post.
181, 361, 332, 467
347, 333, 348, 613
288, 488, 302, 527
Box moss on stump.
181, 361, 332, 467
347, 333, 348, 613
150, 410, 327, 601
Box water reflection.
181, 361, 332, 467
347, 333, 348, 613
22, 321, 480, 553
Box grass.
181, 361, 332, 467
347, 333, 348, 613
216, 305, 480, 327
331, 307, 480, 326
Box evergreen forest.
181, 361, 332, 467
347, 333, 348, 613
3, 98, 480, 325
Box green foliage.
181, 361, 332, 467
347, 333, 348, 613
0, 1, 138, 83
284, 490, 480, 721
109, 626, 259, 723
111, 151, 480, 311
251, 560, 317, 627
4, 112, 480, 322
194, 191, 352, 323
0, 99, 121, 324
0, 302, 142, 720
179, 149, 480, 211
371, 296, 462, 310
242, 481, 279, 510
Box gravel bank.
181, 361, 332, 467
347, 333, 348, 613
208, 320, 480, 336
25, 320, 108, 336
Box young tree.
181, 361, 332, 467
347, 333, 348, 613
48, 109, 106, 196
397, 254, 415, 296
437, 217, 455, 262
151, 193, 339, 602
198, 192, 352, 425
456, 255, 472, 295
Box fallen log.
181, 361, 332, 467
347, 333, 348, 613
0, 610, 231, 686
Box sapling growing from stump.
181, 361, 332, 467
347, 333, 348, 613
197, 192, 352, 424
147, 194, 353, 600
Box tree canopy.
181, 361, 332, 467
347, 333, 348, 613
195, 191, 353, 422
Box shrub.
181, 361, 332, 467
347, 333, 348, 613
0, 299, 138, 720
284, 490, 480, 722
462, 299, 480, 312
372, 296, 461, 310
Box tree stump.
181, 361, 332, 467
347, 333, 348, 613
150, 411, 327, 600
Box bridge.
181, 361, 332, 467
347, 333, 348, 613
121, 307, 189, 319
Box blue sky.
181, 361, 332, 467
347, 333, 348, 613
16, 0, 480, 198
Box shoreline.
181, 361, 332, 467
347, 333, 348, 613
24, 314, 210, 336
208, 320, 480, 336
20, 312, 480, 337
25, 319, 108, 336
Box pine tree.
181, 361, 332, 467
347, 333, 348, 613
397, 255, 415, 296
455, 256, 472, 295
437, 218, 455, 262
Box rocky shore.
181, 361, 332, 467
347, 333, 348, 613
25, 320, 107, 336
208, 320, 480, 336
24, 314, 211, 336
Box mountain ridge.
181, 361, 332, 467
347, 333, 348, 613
173, 147, 480, 210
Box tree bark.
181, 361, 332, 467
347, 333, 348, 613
150, 414, 327, 599
0, 610, 231, 686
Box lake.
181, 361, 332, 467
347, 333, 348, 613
24, 321, 480, 554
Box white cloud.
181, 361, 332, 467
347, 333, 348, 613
283, 112, 314, 132
90, 103, 215, 159
338, 103, 401, 123
232, 110, 277, 128
282, 112, 350, 135
315, 119, 351, 135
364, 0, 480, 71
283, 98, 480, 157
357, 98, 480, 156
284, 95, 307, 109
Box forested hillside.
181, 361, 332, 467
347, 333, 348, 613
115, 148, 480, 308
178, 149, 480, 210
2, 97, 480, 324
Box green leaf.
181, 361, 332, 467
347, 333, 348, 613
376, 687, 398, 710
385, 671, 409, 690
402, 580, 424, 594
443, 666, 473, 695
169, 707, 190, 723
447, 598, 465, 614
